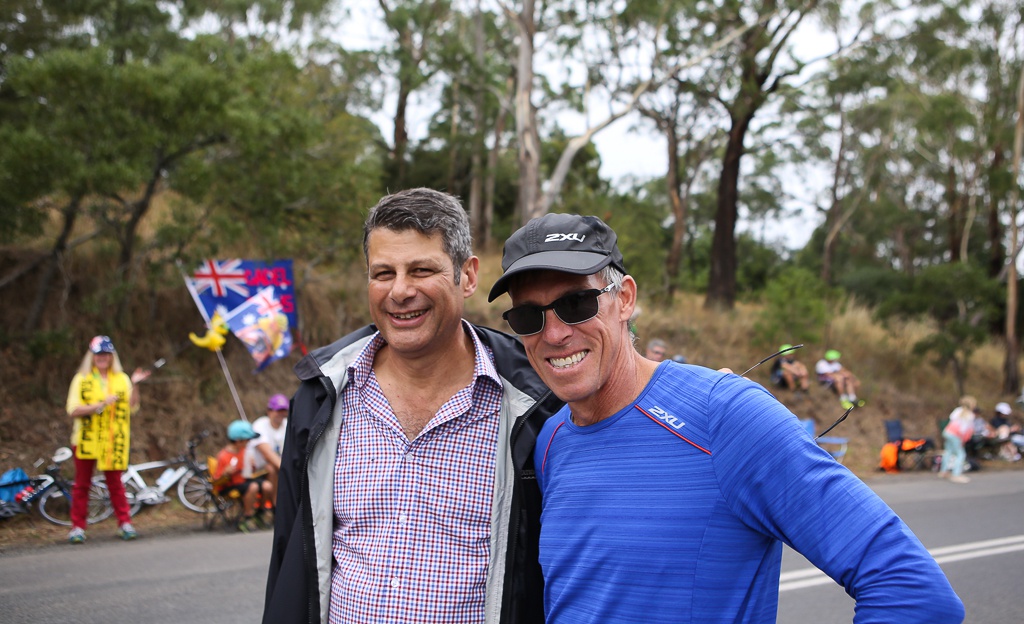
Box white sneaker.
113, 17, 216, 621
950, 475, 970, 484
68, 527, 86, 544
118, 522, 137, 540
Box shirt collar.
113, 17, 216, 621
348, 320, 502, 392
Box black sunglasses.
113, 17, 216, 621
502, 284, 615, 336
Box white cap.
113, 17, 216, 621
995, 402, 1012, 415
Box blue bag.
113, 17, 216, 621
0, 468, 29, 503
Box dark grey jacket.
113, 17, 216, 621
262, 324, 563, 624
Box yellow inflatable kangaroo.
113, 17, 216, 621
189, 313, 229, 352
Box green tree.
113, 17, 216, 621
876, 263, 1002, 397
753, 266, 834, 350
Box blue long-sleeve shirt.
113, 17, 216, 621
535, 362, 964, 623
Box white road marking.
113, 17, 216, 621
779, 534, 1024, 592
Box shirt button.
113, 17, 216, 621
398, 513, 408, 525
390, 578, 400, 588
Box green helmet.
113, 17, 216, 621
779, 344, 793, 353
825, 349, 841, 361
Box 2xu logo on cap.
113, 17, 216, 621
544, 233, 586, 243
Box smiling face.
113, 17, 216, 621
366, 227, 478, 361
92, 351, 113, 373
508, 269, 641, 422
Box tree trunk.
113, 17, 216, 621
484, 81, 513, 251
447, 80, 461, 194
665, 129, 684, 297
468, 1, 486, 248
24, 196, 82, 332
988, 150, 1006, 278
953, 355, 965, 399
945, 161, 963, 262
513, 0, 540, 227
393, 75, 411, 188
821, 105, 847, 285
1003, 62, 1024, 395
705, 112, 751, 310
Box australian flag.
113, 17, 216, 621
187, 259, 298, 370
220, 287, 294, 371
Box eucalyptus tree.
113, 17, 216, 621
369, 0, 456, 188
500, 0, 674, 224
620, 0, 727, 298
1007, 61, 1024, 394
404, 2, 519, 248
697, 0, 836, 311
636, 77, 724, 298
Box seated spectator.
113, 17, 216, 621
644, 338, 668, 362
990, 402, 1022, 461
815, 349, 862, 409
214, 420, 272, 532
770, 344, 810, 394
967, 412, 1005, 460
245, 393, 289, 509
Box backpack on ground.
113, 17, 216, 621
0, 467, 29, 503
878, 442, 900, 473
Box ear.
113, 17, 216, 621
617, 275, 638, 322
461, 256, 480, 298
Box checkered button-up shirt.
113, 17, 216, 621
329, 323, 503, 623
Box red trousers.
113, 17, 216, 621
71, 448, 132, 529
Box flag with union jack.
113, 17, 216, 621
186, 259, 299, 369
220, 287, 295, 371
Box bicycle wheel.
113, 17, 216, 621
122, 479, 144, 517
86, 481, 116, 524
38, 481, 113, 526
177, 469, 216, 513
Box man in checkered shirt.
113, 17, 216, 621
263, 188, 563, 624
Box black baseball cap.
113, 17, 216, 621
488, 213, 626, 302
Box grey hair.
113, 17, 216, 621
362, 188, 473, 284
597, 266, 638, 346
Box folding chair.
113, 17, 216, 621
884, 420, 933, 471
800, 419, 848, 464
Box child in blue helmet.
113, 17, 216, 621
213, 420, 272, 532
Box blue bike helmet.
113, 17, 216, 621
227, 419, 258, 441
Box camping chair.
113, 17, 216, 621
800, 419, 848, 464
884, 419, 933, 471
203, 455, 245, 532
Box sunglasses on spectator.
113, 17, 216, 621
502, 284, 615, 336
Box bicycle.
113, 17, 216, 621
95, 431, 217, 515
1, 447, 114, 526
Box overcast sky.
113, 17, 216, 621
328, 1, 833, 251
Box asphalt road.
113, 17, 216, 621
778, 469, 1024, 622
0, 529, 273, 624
1, 469, 1020, 623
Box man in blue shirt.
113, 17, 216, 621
488, 213, 964, 623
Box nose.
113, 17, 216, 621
540, 308, 572, 343
389, 272, 417, 302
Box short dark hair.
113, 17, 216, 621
363, 188, 473, 283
